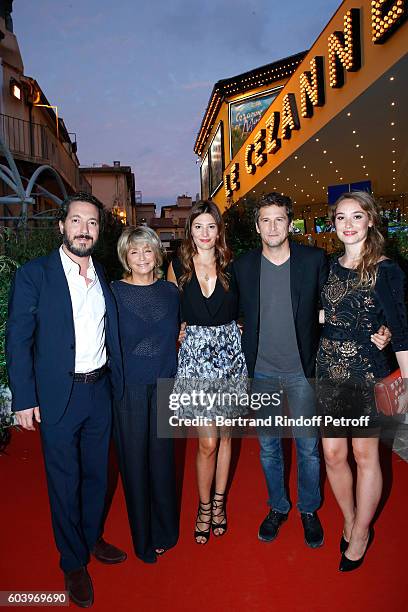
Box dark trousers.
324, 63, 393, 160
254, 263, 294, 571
40, 375, 112, 572
113, 383, 179, 563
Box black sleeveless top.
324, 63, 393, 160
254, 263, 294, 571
172, 256, 238, 326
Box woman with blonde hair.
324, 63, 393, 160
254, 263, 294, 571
316, 191, 408, 571
111, 226, 180, 563
168, 201, 247, 544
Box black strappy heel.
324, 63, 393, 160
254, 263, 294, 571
194, 501, 212, 544
212, 492, 227, 537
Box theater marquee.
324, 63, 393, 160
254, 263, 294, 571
224, 1, 407, 198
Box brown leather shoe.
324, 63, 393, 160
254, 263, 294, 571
64, 567, 93, 608
91, 537, 127, 564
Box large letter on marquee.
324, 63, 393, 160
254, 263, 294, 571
371, 0, 407, 43
281, 94, 300, 140
328, 8, 361, 88
266, 111, 281, 154
245, 143, 256, 174
230, 163, 240, 192
224, 174, 233, 198
254, 129, 267, 167
300, 56, 325, 118
224, 163, 240, 197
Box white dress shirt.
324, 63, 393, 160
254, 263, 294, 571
60, 246, 107, 373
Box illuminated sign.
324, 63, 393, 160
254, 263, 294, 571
371, 0, 407, 43
223, 3, 407, 195
224, 163, 240, 198
328, 8, 361, 89
300, 56, 325, 118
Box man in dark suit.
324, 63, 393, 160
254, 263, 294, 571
233, 192, 388, 549
7, 193, 126, 608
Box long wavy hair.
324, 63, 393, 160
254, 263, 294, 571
178, 200, 232, 290
329, 191, 385, 289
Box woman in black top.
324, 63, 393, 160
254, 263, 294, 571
111, 227, 179, 564
316, 191, 408, 572
168, 201, 247, 544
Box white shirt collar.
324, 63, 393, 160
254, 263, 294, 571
59, 245, 95, 278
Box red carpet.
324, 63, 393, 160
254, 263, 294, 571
1, 430, 407, 611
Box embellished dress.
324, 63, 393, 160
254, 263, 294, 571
316, 259, 408, 433
172, 257, 248, 420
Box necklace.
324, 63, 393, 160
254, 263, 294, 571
204, 273, 209, 282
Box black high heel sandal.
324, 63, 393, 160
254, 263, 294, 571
194, 501, 212, 544
339, 528, 374, 572
211, 492, 227, 537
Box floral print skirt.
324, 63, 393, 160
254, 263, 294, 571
174, 321, 248, 418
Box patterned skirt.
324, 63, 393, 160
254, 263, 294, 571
174, 321, 248, 418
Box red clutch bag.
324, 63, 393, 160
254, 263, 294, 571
374, 369, 404, 416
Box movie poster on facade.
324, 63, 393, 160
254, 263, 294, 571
229, 88, 281, 158
210, 122, 223, 196
200, 152, 210, 200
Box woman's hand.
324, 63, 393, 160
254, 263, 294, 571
178, 322, 187, 343
371, 325, 391, 350
319, 309, 325, 324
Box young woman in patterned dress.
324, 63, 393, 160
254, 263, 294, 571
168, 201, 247, 544
317, 191, 408, 571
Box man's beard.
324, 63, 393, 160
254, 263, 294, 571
63, 233, 97, 257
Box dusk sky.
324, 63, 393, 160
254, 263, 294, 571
14, 0, 340, 206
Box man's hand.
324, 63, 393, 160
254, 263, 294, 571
178, 322, 187, 344
15, 407, 41, 431
371, 325, 391, 351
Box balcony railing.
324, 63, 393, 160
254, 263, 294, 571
0, 113, 90, 193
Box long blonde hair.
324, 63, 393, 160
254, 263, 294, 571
330, 191, 385, 289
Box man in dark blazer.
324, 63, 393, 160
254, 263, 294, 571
233, 193, 327, 549
7, 193, 126, 608
233, 192, 388, 549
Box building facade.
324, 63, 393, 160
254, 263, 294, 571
0, 1, 89, 225
80, 162, 136, 225
134, 202, 156, 227
150, 195, 193, 242
195, 0, 407, 250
